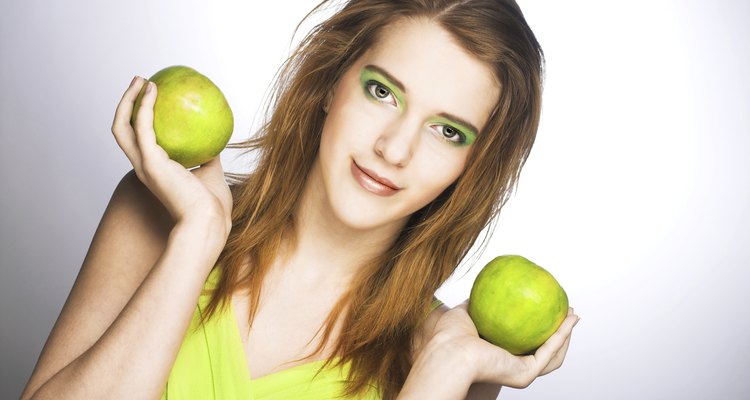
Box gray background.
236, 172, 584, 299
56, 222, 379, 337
2, 0, 749, 399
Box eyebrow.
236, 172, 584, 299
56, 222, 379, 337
364, 64, 406, 94
364, 64, 481, 136
437, 112, 479, 138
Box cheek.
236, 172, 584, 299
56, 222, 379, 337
319, 122, 348, 167
408, 154, 467, 205
321, 102, 378, 158
318, 121, 336, 169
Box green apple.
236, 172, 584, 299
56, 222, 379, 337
468, 255, 569, 355
130, 65, 233, 168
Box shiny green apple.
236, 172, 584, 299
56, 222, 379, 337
468, 255, 569, 355
131, 65, 233, 168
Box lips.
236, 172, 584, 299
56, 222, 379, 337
358, 162, 400, 189
351, 160, 401, 196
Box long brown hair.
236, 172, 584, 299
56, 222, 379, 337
201, 0, 544, 397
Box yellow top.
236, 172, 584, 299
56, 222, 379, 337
160, 268, 444, 399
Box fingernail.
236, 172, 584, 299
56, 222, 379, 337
130, 76, 139, 87
574, 317, 580, 326
145, 81, 154, 93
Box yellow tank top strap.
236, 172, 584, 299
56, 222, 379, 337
430, 296, 444, 312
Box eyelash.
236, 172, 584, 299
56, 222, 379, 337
365, 80, 397, 107
364, 80, 467, 145
431, 125, 467, 144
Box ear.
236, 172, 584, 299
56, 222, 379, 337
322, 90, 333, 114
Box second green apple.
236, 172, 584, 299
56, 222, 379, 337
131, 65, 234, 168
468, 255, 568, 355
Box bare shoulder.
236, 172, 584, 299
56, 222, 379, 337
21, 169, 174, 398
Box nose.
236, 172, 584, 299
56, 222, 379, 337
374, 118, 420, 168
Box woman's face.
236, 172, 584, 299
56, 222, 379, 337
314, 18, 500, 231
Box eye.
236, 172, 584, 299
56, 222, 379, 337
432, 124, 467, 144
365, 81, 397, 107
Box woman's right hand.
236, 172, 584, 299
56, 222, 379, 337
111, 76, 233, 238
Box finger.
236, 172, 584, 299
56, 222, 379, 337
546, 331, 572, 372
112, 76, 146, 167
530, 313, 578, 374
548, 308, 577, 370
112, 76, 142, 134
540, 330, 572, 376
133, 81, 160, 156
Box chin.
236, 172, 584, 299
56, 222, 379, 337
330, 194, 410, 232
332, 203, 390, 231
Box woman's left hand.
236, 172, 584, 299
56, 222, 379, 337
430, 301, 579, 389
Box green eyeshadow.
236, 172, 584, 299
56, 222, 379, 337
428, 115, 477, 146
359, 65, 478, 147
359, 67, 406, 111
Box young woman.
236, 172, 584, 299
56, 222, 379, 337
22, 0, 579, 399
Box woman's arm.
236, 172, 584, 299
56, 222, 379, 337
24, 215, 225, 400
21, 77, 233, 399
20, 170, 171, 398
465, 382, 502, 400
402, 301, 578, 399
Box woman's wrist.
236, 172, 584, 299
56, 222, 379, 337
170, 216, 229, 260
399, 333, 477, 399
177, 206, 230, 235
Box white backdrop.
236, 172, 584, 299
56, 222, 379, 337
1, 1, 749, 399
